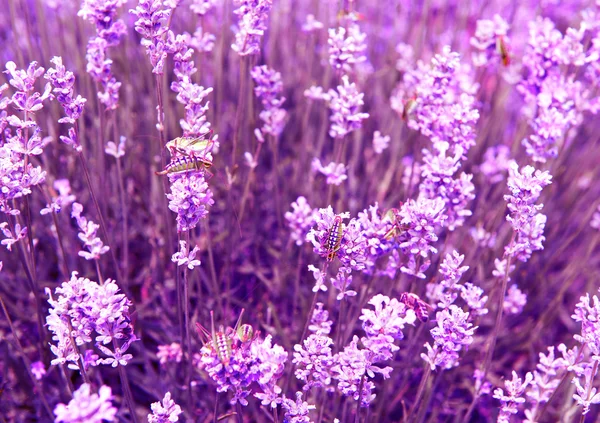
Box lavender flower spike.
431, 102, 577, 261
328, 75, 369, 139
148, 392, 183, 423
54, 384, 117, 423
231, 0, 273, 56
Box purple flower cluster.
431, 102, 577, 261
328, 18, 367, 72
54, 384, 117, 423
167, 172, 214, 232
71, 202, 109, 261
504, 161, 552, 262
421, 305, 476, 370
293, 334, 334, 391
327, 75, 369, 139
79, 0, 127, 110
231, 0, 273, 56
130, 0, 172, 74
470, 15, 510, 67
285, 196, 317, 246
251, 65, 287, 138
46, 271, 136, 369
148, 392, 183, 423
198, 323, 287, 406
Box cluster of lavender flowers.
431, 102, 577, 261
46, 271, 136, 370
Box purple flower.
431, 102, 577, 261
171, 240, 201, 269
0, 222, 28, 251
167, 173, 214, 233
470, 15, 510, 67
572, 365, 600, 415
4, 61, 53, 117
302, 14, 323, 33
41, 179, 76, 215
332, 336, 390, 407
421, 305, 476, 370
479, 145, 511, 183
281, 392, 316, 423
493, 371, 533, 423
427, 250, 469, 309
148, 392, 183, 423
31, 361, 46, 380
397, 197, 446, 278
504, 161, 552, 262
308, 302, 332, 336
44, 57, 87, 125
327, 75, 369, 139
307, 207, 367, 271
46, 271, 135, 369
460, 283, 489, 316
190, 0, 216, 16
54, 384, 117, 423
328, 22, 367, 72
157, 343, 183, 365
285, 196, 317, 246
360, 294, 416, 361
311, 158, 347, 186
293, 334, 335, 391
231, 0, 273, 56
251, 65, 287, 137
130, 0, 172, 74
105, 136, 126, 159
503, 284, 527, 315
71, 202, 110, 261
372, 131, 390, 154
572, 290, 600, 361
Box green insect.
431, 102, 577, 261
157, 133, 216, 177
196, 309, 254, 366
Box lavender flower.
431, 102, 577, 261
461, 283, 489, 316
328, 22, 367, 72
470, 15, 510, 67
332, 336, 390, 407
493, 371, 533, 423
372, 131, 390, 154
293, 334, 335, 391
46, 271, 136, 368
251, 65, 287, 137
421, 305, 476, 370
302, 14, 323, 33
41, 179, 76, 215
231, 0, 273, 56
397, 197, 446, 279
572, 365, 600, 415
167, 173, 214, 232
307, 207, 367, 271
327, 75, 369, 139
427, 250, 469, 309
285, 196, 317, 246
148, 392, 183, 423
0, 222, 27, 251
281, 392, 316, 423
480, 145, 511, 183
504, 161, 552, 262
503, 284, 527, 315
54, 384, 117, 423
71, 202, 110, 261
105, 136, 126, 159
44, 57, 86, 126
157, 342, 183, 364
130, 0, 172, 74
171, 240, 201, 269
360, 294, 416, 361
308, 303, 332, 336
31, 361, 46, 380
311, 158, 348, 186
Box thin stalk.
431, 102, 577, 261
117, 364, 139, 423
77, 150, 123, 287
578, 360, 599, 423
463, 246, 514, 422
0, 295, 54, 419
183, 231, 193, 410
408, 364, 433, 422
232, 58, 248, 166
204, 219, 221, 318
355, 374, 366, 423
59, 365, 74, 396
115, 155, 129, 286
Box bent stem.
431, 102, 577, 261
408, 363, 433, 422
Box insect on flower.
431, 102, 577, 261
195, 309, 254, 366
156, 133, 216, 177
382, 206, 410, 241
496, 35, 510, 66
322, 215, 344, 262
400, 292, 433, 322
402, 95, 418, 121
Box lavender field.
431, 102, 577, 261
2, 0, 600, 422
